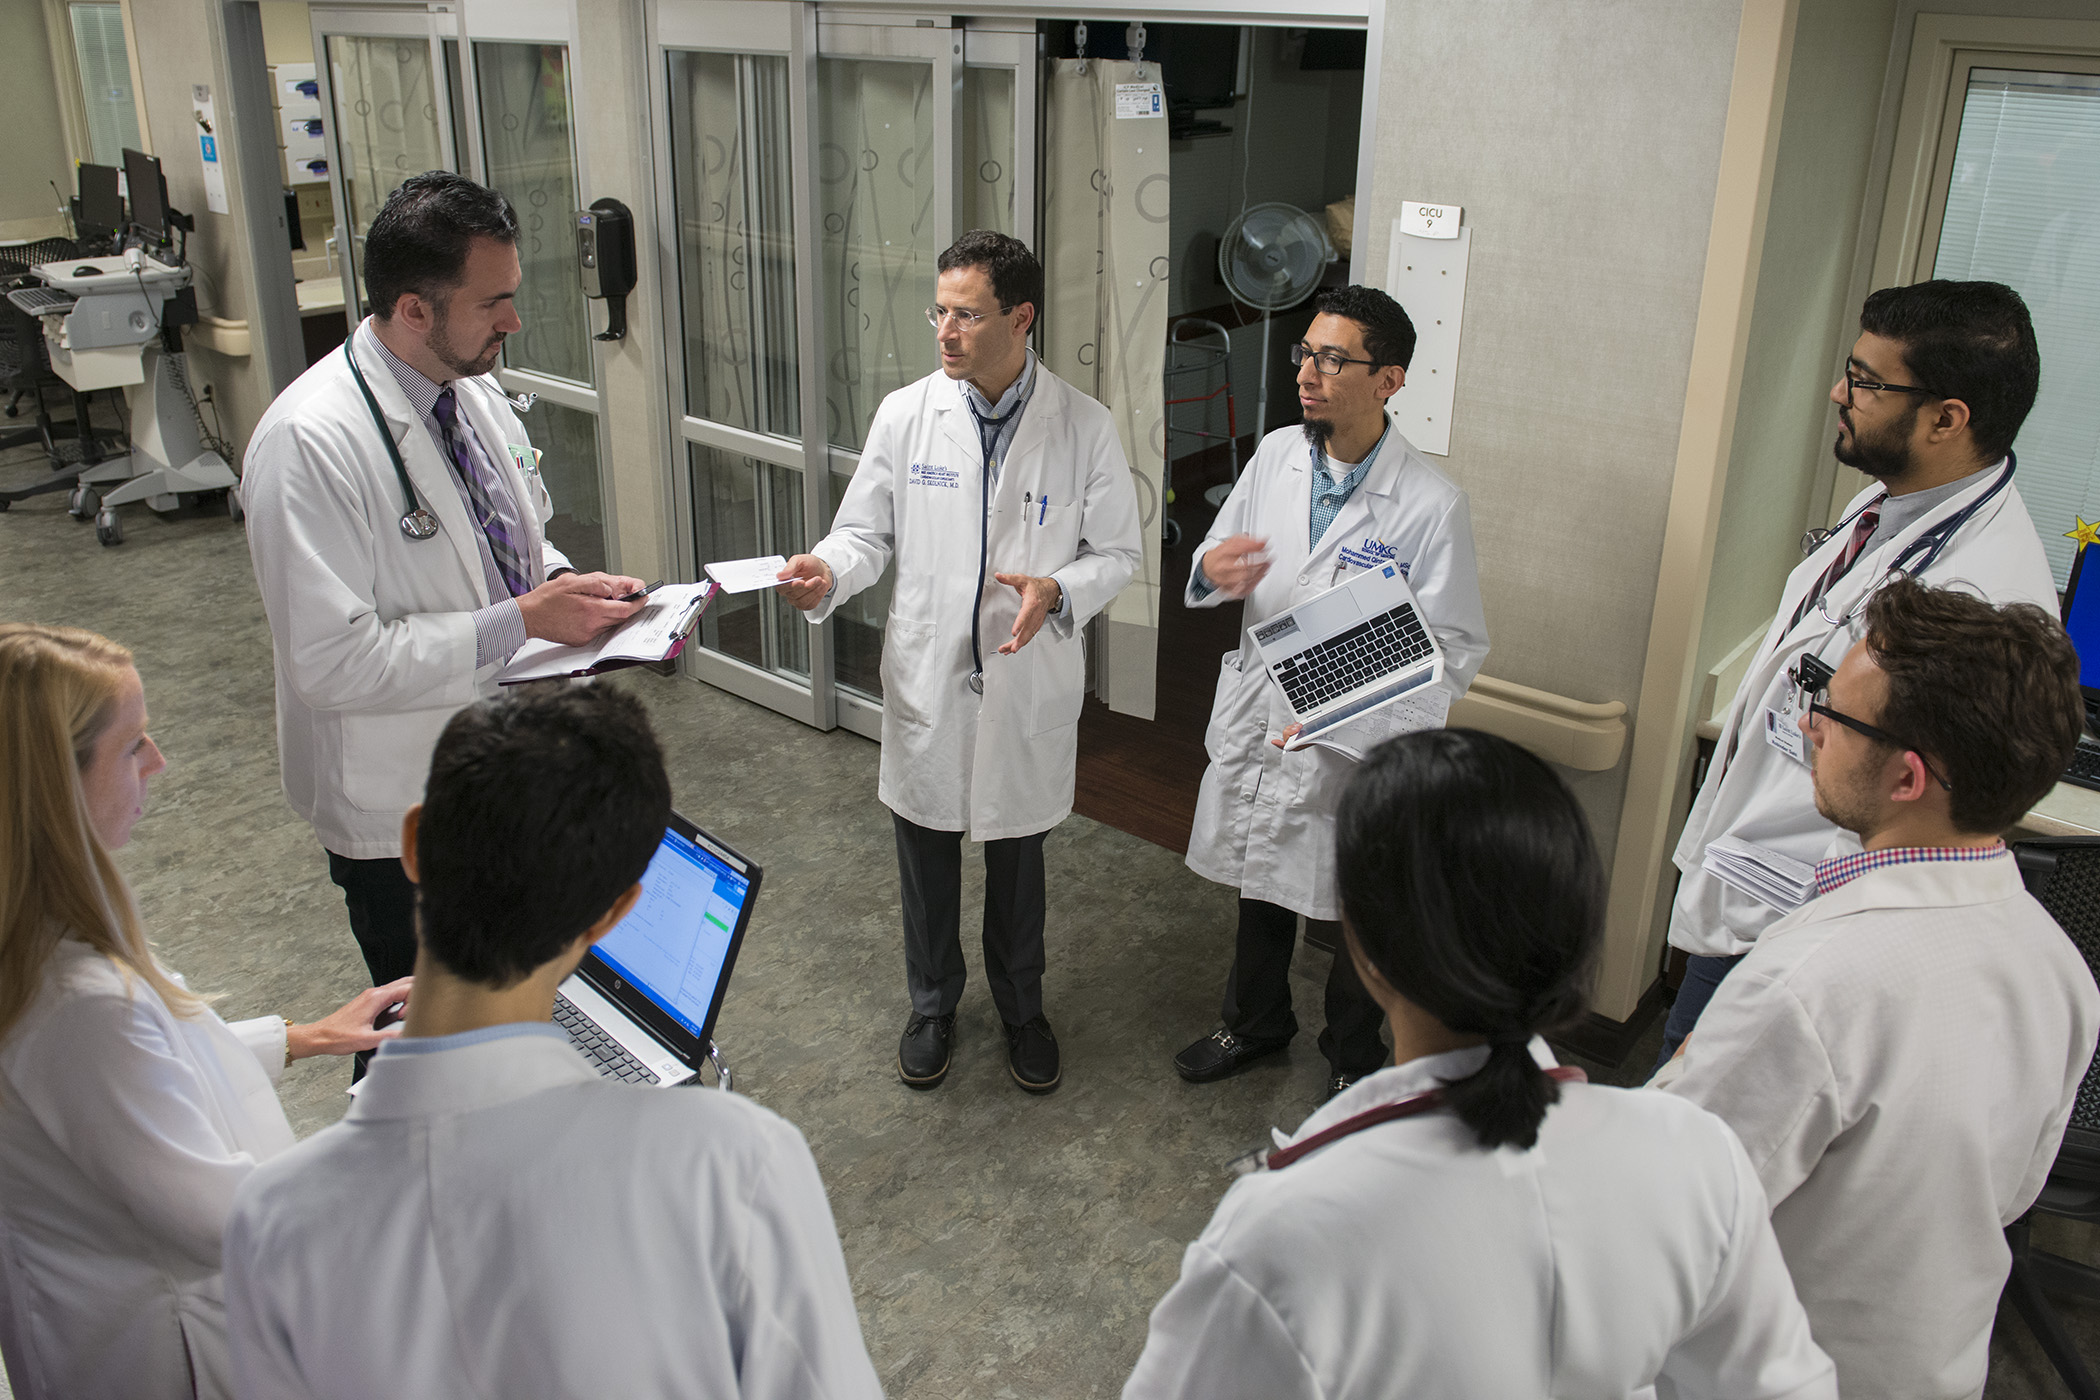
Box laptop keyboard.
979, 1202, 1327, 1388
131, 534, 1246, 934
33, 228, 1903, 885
1270, 603, 1436, 715
2064, 737, 2100, 793
552, 993, 658, 1083
7, 286, 76, 318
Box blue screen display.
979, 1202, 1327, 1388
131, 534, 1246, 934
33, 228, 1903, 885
2066, 555, 2100, 694
590, 828, 750, 1039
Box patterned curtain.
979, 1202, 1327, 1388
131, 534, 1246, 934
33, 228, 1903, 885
1041, 59, 1169, 719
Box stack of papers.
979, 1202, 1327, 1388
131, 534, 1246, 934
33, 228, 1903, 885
1701, 835, 1816, 912
705, 555, 792, 593
497, 581, 716, 684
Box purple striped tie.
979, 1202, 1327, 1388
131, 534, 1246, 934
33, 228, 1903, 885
432, 388, 531, 598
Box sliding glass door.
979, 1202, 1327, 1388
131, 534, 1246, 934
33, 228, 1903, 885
656, 2, 1034, 736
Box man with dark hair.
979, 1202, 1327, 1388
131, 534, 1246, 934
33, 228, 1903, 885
221, 686, 883, 1399
777, 230, 1141, 1094
1661, 578, 2098, 1400
1170, 285, 1490, 1099
244, 171, 643, 1005
1661, 281, 2056, 1061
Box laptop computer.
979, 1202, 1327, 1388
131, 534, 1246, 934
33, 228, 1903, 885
1250, 561, 1445, 751
2058, 548, 2100, 792
552, 811, 761, 1086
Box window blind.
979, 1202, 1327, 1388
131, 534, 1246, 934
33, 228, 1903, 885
1933, 67, 2100, 587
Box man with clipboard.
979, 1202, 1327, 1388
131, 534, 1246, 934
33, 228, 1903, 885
245, 173, 643, 1006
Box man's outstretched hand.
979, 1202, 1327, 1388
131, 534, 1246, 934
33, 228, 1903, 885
994, 573, 1062, 654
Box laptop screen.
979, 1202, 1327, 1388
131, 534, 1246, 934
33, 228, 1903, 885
2062, 549, 2100, 707
588, 819, 755, 1043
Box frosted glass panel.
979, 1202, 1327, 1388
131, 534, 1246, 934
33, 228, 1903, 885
958, 67, 1015, 237
327, 35, 445, 310
476, 42, 591, 386
819, 58, 938, 451
69, 4, 140, 168
689, 445, 809, 680
1933, 67, 2100, 586
667, 51, 799, 437
526, 399, 606, 575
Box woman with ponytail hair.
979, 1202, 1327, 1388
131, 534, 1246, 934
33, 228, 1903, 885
1126, 730, 1836, 1400
0, 625, 411, 1400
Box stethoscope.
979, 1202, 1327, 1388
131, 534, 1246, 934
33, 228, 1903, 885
1236, 1064, 1589, 1173
965, 393, 1025, 696
344, 334, 440, 540
341, 331, 541, 543
1796, 453, 2017, 628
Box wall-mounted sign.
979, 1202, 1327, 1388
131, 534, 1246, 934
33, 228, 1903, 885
1398, 201, 1460, 240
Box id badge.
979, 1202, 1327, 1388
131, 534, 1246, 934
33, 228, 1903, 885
1764, 698, 1810, 767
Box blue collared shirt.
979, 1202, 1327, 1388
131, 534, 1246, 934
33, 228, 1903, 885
1192, 422, 1389, 599
375, 1021, 570, 1057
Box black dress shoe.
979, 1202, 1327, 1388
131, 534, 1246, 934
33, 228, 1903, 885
1005, 1015, 1061, 1094
1325, 1072, 1363, 1102
898, 1012, 955, 1089
1174, 1027, 1291, 1083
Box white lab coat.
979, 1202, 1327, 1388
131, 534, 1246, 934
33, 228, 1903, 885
242, 318, 568, 860
0, 938, 293, 1400
1124, 1042, 1836, 1399
1183, 422, 1489, 920
1669, 463, 2053, 956
809, 366, 1142, 840
223, 1030, 885, 1400
1666, 854, 2100, 1400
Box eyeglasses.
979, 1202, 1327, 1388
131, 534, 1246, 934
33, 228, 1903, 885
1790, 652, 1954, 791
1841, 371, 1940, 406
1290, 345, 1381, 376
926, 304, 1011, 330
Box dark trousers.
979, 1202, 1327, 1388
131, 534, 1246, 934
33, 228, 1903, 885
325, 850, 420, 984
1221, 897, 1387, 1077
893, 813, 1047, 1027
1654, 952, 1747, 1072
325, 851, 417, 1081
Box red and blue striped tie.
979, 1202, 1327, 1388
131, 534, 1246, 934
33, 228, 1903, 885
1789, 498, 1884, 630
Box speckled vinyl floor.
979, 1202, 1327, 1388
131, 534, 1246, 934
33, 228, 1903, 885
2, 438, 2094, 1398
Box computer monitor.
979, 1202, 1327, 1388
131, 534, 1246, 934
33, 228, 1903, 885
75, 162, 121, 238
121, 147, 167, 240
2060, 545, 2100, 715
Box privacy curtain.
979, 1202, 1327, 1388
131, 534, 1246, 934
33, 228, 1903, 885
1041, 59, 1169, 720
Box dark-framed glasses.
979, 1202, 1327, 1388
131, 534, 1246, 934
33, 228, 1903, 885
1842, 371, 1940, 406
926, 304, 1010, 330
1788, 651, 1953, 791
1289, 345, 1380, 376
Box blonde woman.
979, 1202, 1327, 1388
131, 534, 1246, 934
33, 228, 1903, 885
0, 625, 412, 1400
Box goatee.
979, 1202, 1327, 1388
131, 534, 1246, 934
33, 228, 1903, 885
1301, 417, 1334, 449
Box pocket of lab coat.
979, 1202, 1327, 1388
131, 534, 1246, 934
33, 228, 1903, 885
1028, 500, 1080, 576
340, 705, 453, 814
1026, 630, 1084, 735
879, 616, 941, 730
1202, 651, 1248, 764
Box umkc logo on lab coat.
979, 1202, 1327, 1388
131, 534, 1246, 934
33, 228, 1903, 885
1338, 537, 1405, 574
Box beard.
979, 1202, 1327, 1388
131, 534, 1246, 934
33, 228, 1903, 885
429, 302, 504, 378
1301, 415, 1335, 449
1833, 401, 1921, 483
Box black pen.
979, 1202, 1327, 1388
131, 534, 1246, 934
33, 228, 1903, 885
617, 580, 666, 603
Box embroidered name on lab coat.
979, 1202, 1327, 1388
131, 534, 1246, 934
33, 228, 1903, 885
909, 462, 961, 489
1338, 538, 1405, 574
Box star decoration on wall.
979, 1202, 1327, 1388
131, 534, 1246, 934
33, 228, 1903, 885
2068, 517, 2100, 550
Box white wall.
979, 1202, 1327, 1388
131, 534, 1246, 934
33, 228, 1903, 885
0, 3, 79, 239
1362, 0, 1746, 868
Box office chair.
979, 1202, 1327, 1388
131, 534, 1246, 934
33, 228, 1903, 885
2009, 835, 2100, 1400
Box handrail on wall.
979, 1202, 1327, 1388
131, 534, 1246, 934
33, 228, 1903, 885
1450, 674, 1628, 772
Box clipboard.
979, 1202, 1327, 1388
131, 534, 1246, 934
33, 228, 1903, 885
496, 581, 718, 684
